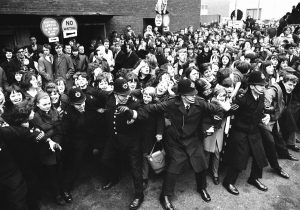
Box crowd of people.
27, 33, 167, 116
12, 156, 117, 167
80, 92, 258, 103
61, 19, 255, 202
0, 21, 300, 210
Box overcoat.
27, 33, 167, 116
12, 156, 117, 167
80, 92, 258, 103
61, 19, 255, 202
53, 53, 74, 89
140, 96, 222, 174
31, 108, 62, 165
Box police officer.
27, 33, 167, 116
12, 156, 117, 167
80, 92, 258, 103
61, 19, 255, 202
61, 87, 90, 203
130, 79, 230, 210
101, 77, 144, 210
223, 71, 270, 195
0, 120, 28, 210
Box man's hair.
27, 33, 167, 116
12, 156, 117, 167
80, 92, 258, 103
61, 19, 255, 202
216, 68, 232, 84
43, 44, 51, 50
282, 73, 298, 84
236, 61, 251, 74
2, 99, 33, 126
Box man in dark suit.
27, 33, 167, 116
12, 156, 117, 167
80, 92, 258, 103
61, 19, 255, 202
38, 44, 54, 85
286, 43, 299, 68
27, 36, 43, 62
53, 43, 75, 90
71, 46, 89, 73
128, 79, 230, 209
113, 42, 126, 77
123, 43, 139, 69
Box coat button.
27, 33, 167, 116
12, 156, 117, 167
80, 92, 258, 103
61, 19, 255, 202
115, 132, 117, 135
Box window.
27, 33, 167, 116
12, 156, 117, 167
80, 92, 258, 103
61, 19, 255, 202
246, 8, 262, 20
201, 4, 208, 15
201, 5, 208, 10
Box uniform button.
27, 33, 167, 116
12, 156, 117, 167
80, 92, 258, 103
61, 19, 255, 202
114, 127, 116, 130
114, 116, 116, 118
115, 132, 117, 135
113, 121, 116, 124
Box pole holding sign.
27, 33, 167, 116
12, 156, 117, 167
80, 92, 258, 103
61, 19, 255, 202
61, 17, 78, 39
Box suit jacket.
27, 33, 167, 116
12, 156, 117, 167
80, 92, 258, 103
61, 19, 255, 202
53, 53, 74, 88
122, 51, 139, 69
38, 54, 54, 82
71, 54, 89, 73
288, 54, 299, 68
114, 50, 126, 72
28, 44, 43, 62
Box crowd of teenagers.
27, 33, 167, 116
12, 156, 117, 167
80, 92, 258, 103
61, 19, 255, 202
0, 22, 300, 210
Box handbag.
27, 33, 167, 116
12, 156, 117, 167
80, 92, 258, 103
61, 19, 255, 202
147, 141, 166, 174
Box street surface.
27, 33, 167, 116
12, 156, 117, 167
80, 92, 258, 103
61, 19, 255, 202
41, 134, 300, 210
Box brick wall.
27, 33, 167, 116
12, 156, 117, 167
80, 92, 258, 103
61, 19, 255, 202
0, 0, 200, 34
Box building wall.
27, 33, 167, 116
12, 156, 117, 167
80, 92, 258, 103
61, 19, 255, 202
0, 0, 200, 47
0, 0, 200, 34
108, 0, 201, 34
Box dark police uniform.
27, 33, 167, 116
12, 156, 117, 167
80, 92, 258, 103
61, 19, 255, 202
0, 121, 28, 210
224, 90, 268, 177
223, 71, 269, 193
62, 87, 102, 192
101, 93, 143, 197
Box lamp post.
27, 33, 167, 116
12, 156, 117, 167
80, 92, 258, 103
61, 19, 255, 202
257, 0, 260, 20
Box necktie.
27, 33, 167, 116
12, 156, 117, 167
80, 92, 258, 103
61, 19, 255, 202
185, 105, 190, 113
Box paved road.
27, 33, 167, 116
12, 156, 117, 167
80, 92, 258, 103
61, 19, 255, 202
41, 136, 300, 210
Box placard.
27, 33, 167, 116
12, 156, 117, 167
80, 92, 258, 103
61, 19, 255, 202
40, 17, 60, 38
61, 17, 78, 38
155, 14, 163, 27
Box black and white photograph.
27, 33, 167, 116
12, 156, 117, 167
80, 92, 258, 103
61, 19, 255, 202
0, 0, 300, 209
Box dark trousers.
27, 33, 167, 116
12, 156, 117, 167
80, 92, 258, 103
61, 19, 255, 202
224, 158, 262, 185
259, 127, 280, 170
272, 124, 290, 158
161, 171, 207, 196
62, 140, 90, 192
41, 163, 63, 197
101, 138, 143, 197
0, 169, 28, 210
22, 169, 40, 210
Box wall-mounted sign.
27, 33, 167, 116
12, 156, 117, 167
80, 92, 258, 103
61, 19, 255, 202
155, 14, 163, 27
40, 17, 60, 38
61, 17, 78, 38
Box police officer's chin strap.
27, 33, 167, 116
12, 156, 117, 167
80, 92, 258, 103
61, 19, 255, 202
182, 95, 195, 104
253, 85, 264, 94
116, 94, 131, 105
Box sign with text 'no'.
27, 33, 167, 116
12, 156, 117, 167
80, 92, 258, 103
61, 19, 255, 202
61, 17, 78, 39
